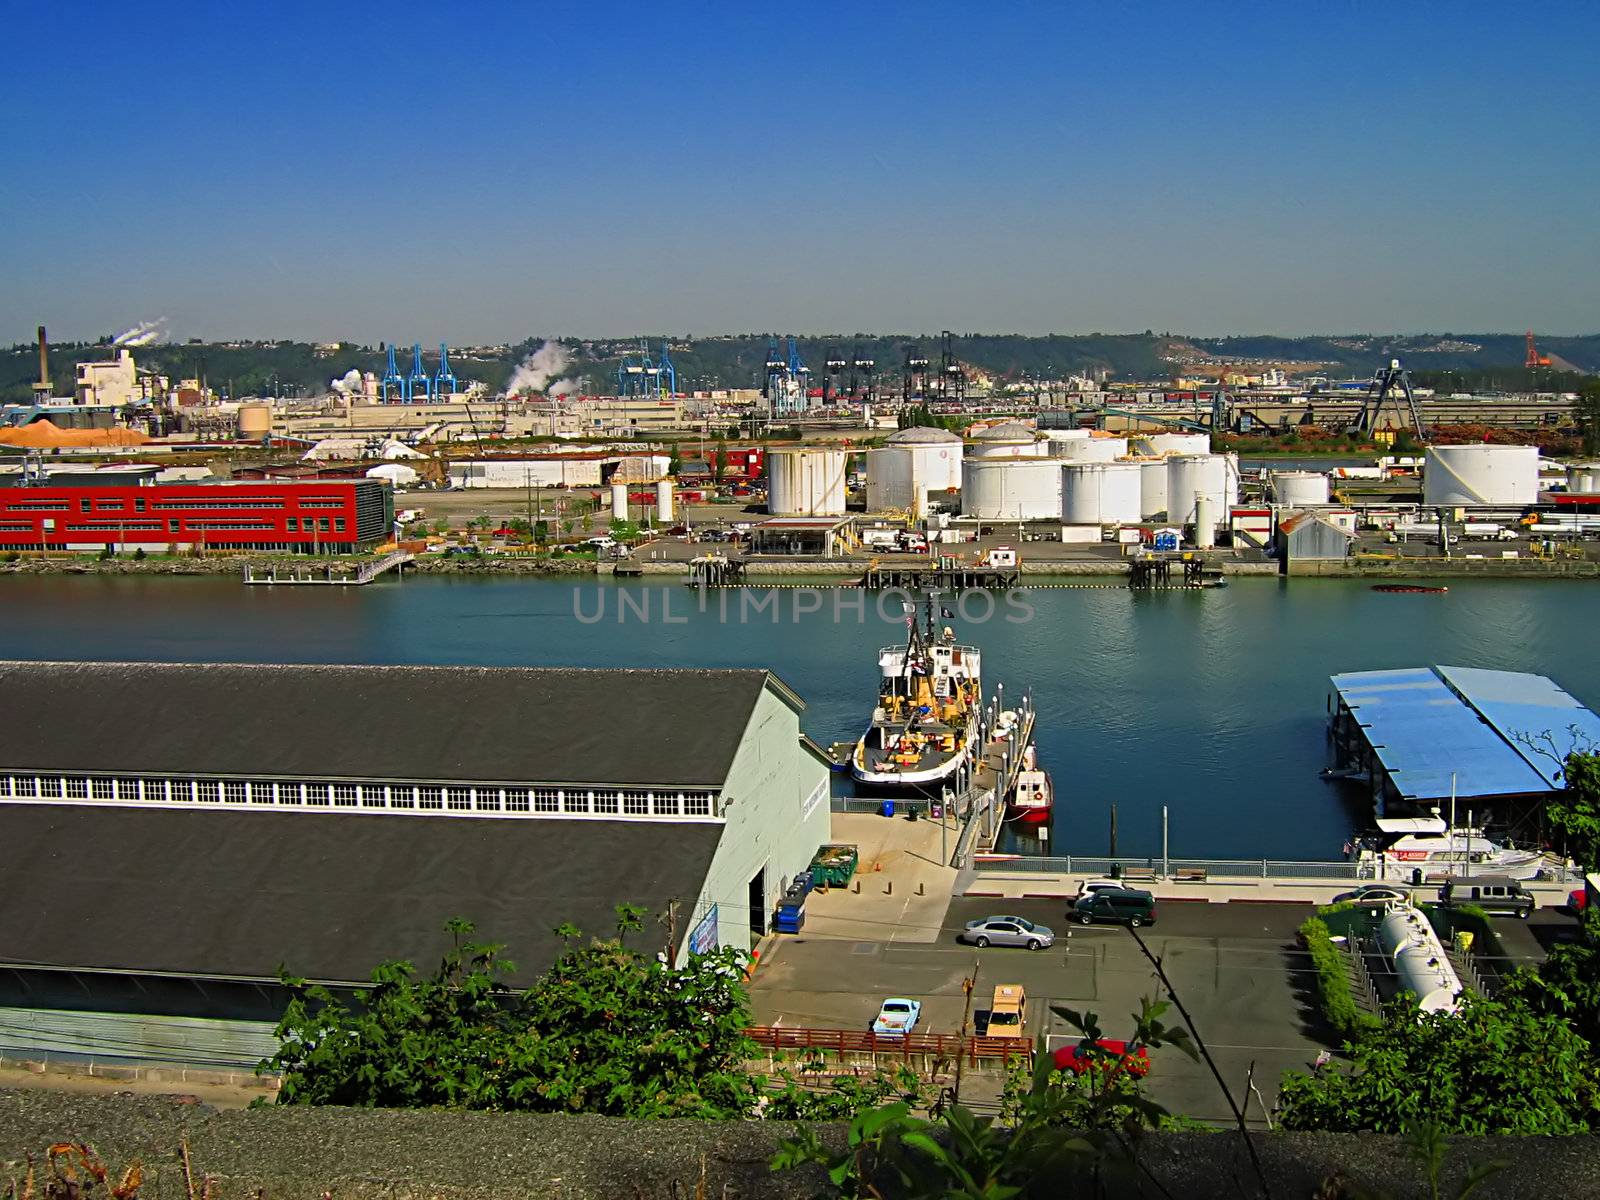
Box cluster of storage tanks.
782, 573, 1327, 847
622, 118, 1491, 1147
956, 424, 1240, 531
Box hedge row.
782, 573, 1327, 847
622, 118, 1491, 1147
1300, 916, 1381, 1041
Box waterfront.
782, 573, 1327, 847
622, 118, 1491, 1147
1, 575, 1596, 860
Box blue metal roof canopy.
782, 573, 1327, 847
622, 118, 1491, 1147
1329, 666, 1560, 803
1436, 666, 1600, 788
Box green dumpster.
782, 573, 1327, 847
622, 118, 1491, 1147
810, 844, 859, 888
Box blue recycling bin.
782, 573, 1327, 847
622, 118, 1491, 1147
879, 799, 896, 818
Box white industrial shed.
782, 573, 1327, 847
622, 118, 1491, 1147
0, 662, 831, 1068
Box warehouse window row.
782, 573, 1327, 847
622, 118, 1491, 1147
0, 773, 720, 821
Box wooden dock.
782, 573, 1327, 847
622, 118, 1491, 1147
949, 692, 1036, 867
859, 561, 1019, 590
243, 550, 413, 587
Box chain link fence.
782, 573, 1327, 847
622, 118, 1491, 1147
972, 855, 1370, 881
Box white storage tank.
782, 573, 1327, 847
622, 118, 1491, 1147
962, 457, 1061, 520
1272, 470, 1331, 507
967, 421, 1043, 459
1567, 462, 1600, 495
767, 447, 847, 516
1423, 445, 1540, 506
1055, 434, 1128, 463
1376, 906, 1462, 1016
1137, 458, 1169, 519
656, 479, 674, 524
1043, 428, 1091, 453
1166, 453, 1237, 528
610, 482, 629, 521
1061, 462, 1142, 525
1133, 431, 1210, 457
869, 426, 964, 517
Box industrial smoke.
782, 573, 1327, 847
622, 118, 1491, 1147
331, 369, 363, 396
506, 340, 579, 396
112, 319, 170, 347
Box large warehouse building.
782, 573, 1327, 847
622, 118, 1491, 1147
0, 478, 393, 553
0, 661, 831, 1067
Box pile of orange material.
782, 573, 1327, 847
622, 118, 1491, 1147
0, 420, 151, 449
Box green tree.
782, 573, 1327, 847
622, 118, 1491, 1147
1277, 991, 1600, 1134
532, 519, 550, 545
1546, 750, 1600, 868
1576, 379, 1600, 456
1504, 905, 1600, 1049
264, 911, 764, 1118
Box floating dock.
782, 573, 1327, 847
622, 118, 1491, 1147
243, 550, 412, 587
949, 693, 1037, 867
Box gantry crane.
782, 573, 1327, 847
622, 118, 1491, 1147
1351, 358, 1425, 439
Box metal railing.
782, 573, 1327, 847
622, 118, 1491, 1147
972, 855, 1369, 881
747, 1025, 1032, 1065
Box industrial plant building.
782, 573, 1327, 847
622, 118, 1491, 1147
0, 662, 831, 1068
1328, 665, 1600, 836
0, 479, 393, 553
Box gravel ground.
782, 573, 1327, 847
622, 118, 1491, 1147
3, 1089, 1597, 1199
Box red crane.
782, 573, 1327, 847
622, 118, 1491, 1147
1525, 330, 1551, 369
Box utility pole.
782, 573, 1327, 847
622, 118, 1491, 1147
951, 959, 980, 1107
663, 898, 680, 969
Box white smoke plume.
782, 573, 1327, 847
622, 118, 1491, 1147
331, 369, 363, 397
505, 340, 580, 396
112, 318, 171, 347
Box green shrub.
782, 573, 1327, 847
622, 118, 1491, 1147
0, 550, 17, 564
1301, 915, 1380, 1041
132, 547, 147, 560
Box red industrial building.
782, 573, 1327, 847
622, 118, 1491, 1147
0, 478, 393, 554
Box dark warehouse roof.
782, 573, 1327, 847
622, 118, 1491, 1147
0, 661, 802, 788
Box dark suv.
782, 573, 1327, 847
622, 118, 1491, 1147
1438, 876, 1535, 919
1071, 888, 1156, 928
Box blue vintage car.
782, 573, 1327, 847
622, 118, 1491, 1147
871, 997, 922, 1037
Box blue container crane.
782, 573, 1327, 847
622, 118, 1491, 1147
407, 343, 432, 403
762, 337, 785, 399
382, 344, 405, 403
432, 343, 457, 398
657, 341, 677, 397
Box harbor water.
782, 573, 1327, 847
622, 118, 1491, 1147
1, 574, 1596, 861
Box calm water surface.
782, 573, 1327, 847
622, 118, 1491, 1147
2, 575, 1595, 861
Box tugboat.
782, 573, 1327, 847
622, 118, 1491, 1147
851, 595, 981, 793
1006, 744, 1053, 826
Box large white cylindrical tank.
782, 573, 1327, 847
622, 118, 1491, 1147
1423, 445, 1540, 506
1138, 459, 1169, 518
1043, 429, 1091, 455
967, 421, 1041, 459
1133, 431, 1210, 457
884, 426, 964, 492
1272, 470, 1331, 506
1566, 463, 1600, 494
610, 482, 628, 521
1055, 435, 1128, 463
656, 479, 674, 524
961, 457, 1061, 520
766, 447, 847, 516
1166, 454, 1232, 527
1060, 462, 1142, 525
865, 448, 914, 513
1376, 907, 1462, 1015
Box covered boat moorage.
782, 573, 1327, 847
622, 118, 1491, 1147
1328, 664, 1600, 847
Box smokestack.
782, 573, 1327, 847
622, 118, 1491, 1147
33, 325, 51, 401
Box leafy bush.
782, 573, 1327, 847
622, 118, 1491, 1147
1300, 915, 1379, 1040
265, 910, 764, 1118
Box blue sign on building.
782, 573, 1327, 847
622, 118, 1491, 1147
688, 903, 719, 956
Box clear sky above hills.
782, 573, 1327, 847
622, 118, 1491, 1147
4, 0, 1597, 345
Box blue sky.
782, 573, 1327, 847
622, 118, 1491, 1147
3, 0, 1597, 343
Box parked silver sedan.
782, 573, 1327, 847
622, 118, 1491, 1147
959, 915, 1055, 950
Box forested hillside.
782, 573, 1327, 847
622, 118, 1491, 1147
3, 330, 1594, 404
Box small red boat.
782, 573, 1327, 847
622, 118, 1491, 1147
1007, 747, 1052, 826
1372, 584, 1448, 594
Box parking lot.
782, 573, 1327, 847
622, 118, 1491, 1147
752, 898, 1330, 1124
750, 895, 1576, 1124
